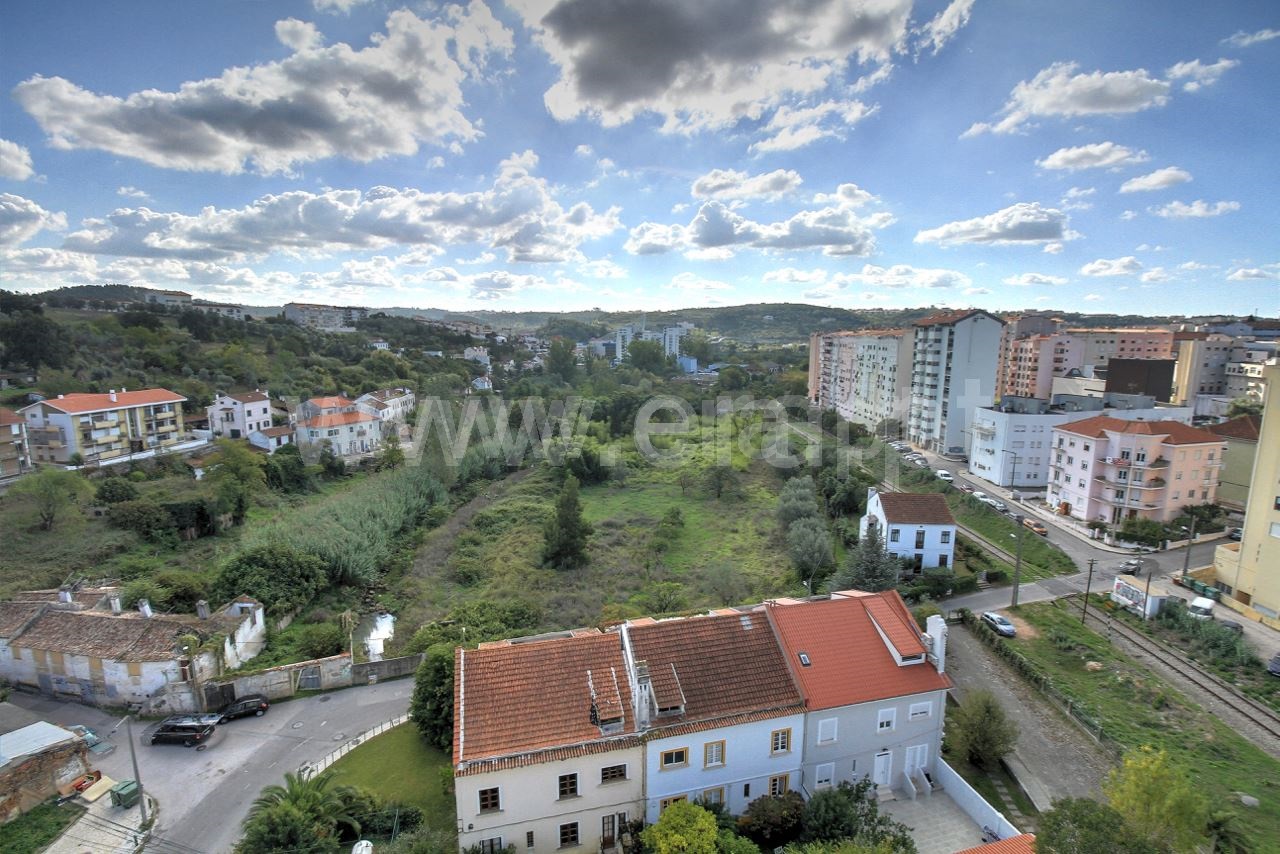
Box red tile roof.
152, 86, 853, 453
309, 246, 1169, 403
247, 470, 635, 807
1208, 414, 1261, 442
876, 492, 955, 525
454, 631, 636, 766
307, 395, 354, 409
300, 411, 377, 428
256, 425, 294, 437
36, 389, 184, 414
915, 309, 1004, 328
955, 833, 1036, 854
767, 593, 950, 710
626, 610, 803, 729
0, 409, 21, 426
1055, 416, 1223, 445
227, 391, 269, 404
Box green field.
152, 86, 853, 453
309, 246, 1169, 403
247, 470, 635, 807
1011, 601, 1280, 849
0, 802, 85, 854
326, 723, 456, 832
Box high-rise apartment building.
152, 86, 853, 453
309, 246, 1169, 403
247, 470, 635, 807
807, 330, 911, 432
995, 313, 1062, 397
283, 302, 369, 332
1171, 334, 1236, 404
907, 310, 1004, 456
1051, 328, 1173, 373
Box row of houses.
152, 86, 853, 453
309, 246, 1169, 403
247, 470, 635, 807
452, 591, 960, 853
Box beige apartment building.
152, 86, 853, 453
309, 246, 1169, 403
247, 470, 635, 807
20, 389, 186, 465
0, 408, 33, 477
1052, 328, 1174, 372
997, 324, 1172, 401
1171, 334, 1235, 404
807, 330, 911, 432
1047, 416, 1225, 526
995, 313, 1062, 398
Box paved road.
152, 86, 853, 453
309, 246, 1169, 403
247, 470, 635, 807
11, 681, 413, 854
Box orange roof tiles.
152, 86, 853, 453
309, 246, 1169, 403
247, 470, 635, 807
1055, 416, 1223, 444
955, 833, 1036, 854
227, 391, 269, 404
876, 492, 955, 525
256, 425, 294, 437
1208, 414, 1261, 442
300, 411, 376, 428
307, 395, 354, 408
768, 593, 950, 710
0, 409, 21, 426
915, 309, 1004, 328
38, 389, 184, 414
454, 631, 635, 766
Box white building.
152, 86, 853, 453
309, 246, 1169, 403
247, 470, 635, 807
614, 322, 695, 361
859, 490, 956, 573
807, 330, 911, 433
191, 300, 245, 320
144, 290, 192, 307
907, 310, 1005, 456
464, 346, 492, 368
356, 388, 417, 429
967, 394, 1193, 489
283, 302, 369, 332
206, 390, 272, 440
368, 339, 390, 351
248, 425, 295, 454
295, 396, 381, 460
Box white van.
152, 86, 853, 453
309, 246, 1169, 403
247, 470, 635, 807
1188, 596, 1215, 620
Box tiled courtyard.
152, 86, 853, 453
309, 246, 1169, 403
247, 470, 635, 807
881, 790, 994, 854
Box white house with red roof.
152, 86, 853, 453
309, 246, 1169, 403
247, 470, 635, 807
295, 395, 381, 460
206, 389, 272, 440
20, 388, 186, 465
859, 489, 957, 573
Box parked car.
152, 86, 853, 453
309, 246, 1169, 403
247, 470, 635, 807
1228, 527, 1243, 541
1267, 653, 1280, 677
1188, 596, 1216, 620
971, 491, 989, 502
935, 470, 954, 481
1118, 559, 1142, 575
1219, 620, 1244, 635
69, 725, 115, 756
1023, 519, 1048, 536
149, 716, 218, 747
218, 693, 270, 722
913, 458, 929, 467
981, 612, 1017, 637
957, 483, 975, 493
991, 500, 1009, 513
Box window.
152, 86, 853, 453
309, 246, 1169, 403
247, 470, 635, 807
743, 783, 751, 798
704, 740, 725, 768
479, 839, 504, 854
1135, 451, 1146, 463
940, 531, 951, 544
769, 774, 790, 797
914, 530, 925, 549
877, 709, 896, 732
909, 702, 932, 720
815, 763, 834, 788
1188, 489, 1196, 499
938, 554, 949, 569
601, 764, 628, 783
1083, 443, 1091, 452
558, 773, 579, 799
817, 718, 838, 744
660, 748, 688, 769
1118, 470, 1128, 481
659, 796, 687, 812
478, 787, 500, 813
1120, 449, 1130, 460
889, 528, 900, 543
1270, 522, 1280, 539
702, 787, 725, 806
559, 822, 580, 848
1067, 455, 1074, 465
771, 728, 792, 754
527, 832, 535, 849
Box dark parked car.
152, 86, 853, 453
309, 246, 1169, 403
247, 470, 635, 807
1268, 653, 1280, 677
1219, 620, 1244, 635
149, 716, 217, 747
218, 694, 269, 722
1228, 527, 1243, 541
981, 611, 1016, 637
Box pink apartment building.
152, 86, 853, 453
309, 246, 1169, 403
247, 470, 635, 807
1047, 417, 1225, 525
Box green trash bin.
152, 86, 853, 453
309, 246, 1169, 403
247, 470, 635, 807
110, 780, 140, 809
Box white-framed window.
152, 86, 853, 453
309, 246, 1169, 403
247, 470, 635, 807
703, 740, 725, 768
769, 774, 790, 797
889, 528, 900, 543
601, 764, 627, 783
478, 787, 500, 813
940, 531, 951, 544
877, 709, 896, 732
815, 763, 835, 788
909, 702, 931, 720
817, 718, 838, 744
771, 728, 792, 754
701, 787, 725, 806
559, 822, 580, 849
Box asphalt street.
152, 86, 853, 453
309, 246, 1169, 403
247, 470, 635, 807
11, 680, 413, 854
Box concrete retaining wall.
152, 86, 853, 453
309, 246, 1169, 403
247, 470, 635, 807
935, 759, 1021, 840
351, 653, 423, 685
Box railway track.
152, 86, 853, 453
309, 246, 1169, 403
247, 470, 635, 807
1073, 598, 1280, 754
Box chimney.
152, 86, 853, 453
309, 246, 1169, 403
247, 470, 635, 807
138, 599, 153, 619
109, 593, 122, 615
196, 600, 210, 620
58, 587, 73, 605
58, 393, 65, 399
925, 614, 948, 673
634, 660, 653, 729
109, 390, 117, 403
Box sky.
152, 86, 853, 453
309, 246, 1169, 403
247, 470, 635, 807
1, 0, 1277, 317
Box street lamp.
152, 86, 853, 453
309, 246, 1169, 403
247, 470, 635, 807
1180, 516, 1198, 582
1010, 514, 1027, 608
1000, 448, 1020, 490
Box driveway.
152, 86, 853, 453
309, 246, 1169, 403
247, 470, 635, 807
10, 680, 413, 854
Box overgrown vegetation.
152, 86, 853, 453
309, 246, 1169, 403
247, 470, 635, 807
0, 802, 85, 854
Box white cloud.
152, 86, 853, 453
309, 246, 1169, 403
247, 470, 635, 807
1042, 242, 1064, 254
1119, 167, 1192, 193
513, 0, 911, 141
1080, 256, 1142, 276
455, 251, 497, 265
769, 263, 970, 296
0, 139, 35, 181
1140, 267, 1170, 283
1166, 58, 1238, 92
963, 286, 991, 296
1035, 141, 1149, 171
116, 186, 151, 200
914, 202, 1072, 246
1083, 293, 1104, 301
1227, 267, 1278, 281
964, 62, 1171, 136
13, 7, 514, 174
1152, 199, 1240, 218
811, 183, 877, 209
762, 267, 830, 285
0, 193, 67, 247
313, 0, 372, 12
1060, 186, 1095, 210
1223, 28, 1280, 48
578, 259, 628, 279
915, 0, 976, 56
1179, 261, 1214, 271
749, 100, 877, 153
1135, 243, 1168, 251
1120, 210, 1138, 220
574, 144, 594, 157
58, 151, 620, 264
1003, 272, 1067, 286
691, 168, 803, 201
667, 272, 731, 291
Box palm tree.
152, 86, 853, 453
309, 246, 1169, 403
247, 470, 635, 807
244, 771, 362, 845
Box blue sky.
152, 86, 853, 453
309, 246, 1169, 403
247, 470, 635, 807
1, 0, 1277, 316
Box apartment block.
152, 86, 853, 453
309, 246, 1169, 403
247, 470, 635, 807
1047, 417, 1225, 526
1224, 340, 1277, 403
283, 302, 369, 332
144, 289, 192, 307
1207, 415, 1261, 512
995, 313, 1062, 398
1171, 334, 1236, 404
20, 389, 186, 465
0, 408, 33, 477
907, 310, 1004, 456
614, 322, 694, 361
807, 330, 911, 432
1052, 328, 1173, 372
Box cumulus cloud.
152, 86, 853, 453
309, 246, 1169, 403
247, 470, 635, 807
313, 0, 372, 12
58, 151, 620, 264
1223, 28, 1280, 48
1060, 186, 1095, 211
1227, 266, 1277, 281
1035, 141, 1149, 171
1120, 210, 1138, 220
1119, 167, 1191, 193
0, 139, 35, 181
1166, 58, 1238, 92
1042, 242, 1064, 254
963, 62, 1171, 136
1080, 256, 1142, 276
915, 0, 976, 56
578, 259, 628, 278
914, 202, 1072, 246
512, 0, 911, 140
784, 264, 971, 296
1140, 267, 1170, 283
1003, 272, 1067, 286
749, 99, 877, 153
667, 272, 732, 291
811, 183, 877, 208
1083, 293, 1104, 301
691, 168, 802, 201
1151, 199, 1240, 218
13, 6, 513, 174
0, 193, 67, 247
117, 186, 151, 200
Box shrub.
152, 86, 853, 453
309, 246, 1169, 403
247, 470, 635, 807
295, 623, 345, 659
107, 498, 177, 544
946, 689, 1019, 768
740, 792, 805, 850
985, 569, 1007, 584
96, 478, 139, 504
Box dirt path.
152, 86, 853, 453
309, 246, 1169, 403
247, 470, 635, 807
947, 624, 1115, 809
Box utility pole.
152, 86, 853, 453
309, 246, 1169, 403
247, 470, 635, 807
1142, 554, 1154, 619
1180, 515, 1197, 582
1011, 516, 1027, 608
1081, 559, 1097, 624
124, 716, 148, 825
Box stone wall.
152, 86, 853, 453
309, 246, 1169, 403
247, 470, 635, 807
0, 741, 89, 823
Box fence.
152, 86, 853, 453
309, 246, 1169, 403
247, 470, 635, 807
299, 714, 410, 780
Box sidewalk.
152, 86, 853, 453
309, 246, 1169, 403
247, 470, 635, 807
46, 792, 153, 854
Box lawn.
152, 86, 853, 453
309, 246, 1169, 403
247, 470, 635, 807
1009, 601, 1280, 850
326, 723, 455, 832
0, 802, 85, 854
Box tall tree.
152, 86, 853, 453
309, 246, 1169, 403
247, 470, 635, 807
1037, 797, 1163, 854
545, 337, 577, 382
10, 467, 91, 531
1, 311, 64, 370
543, 474, 592, 569
626, 339, 667, 374
946, 689, 1019, 769
1224, 397, 1262, 419
1103, 747, 1208, 852
787, 516, 834, 586
825, 524, 899, 593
